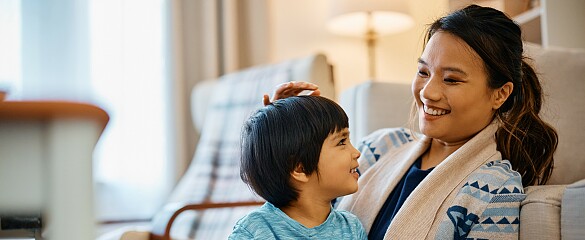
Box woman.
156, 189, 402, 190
265, 5, 558, 239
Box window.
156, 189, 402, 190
0, 0, 21, 96
3, 0, 173, 221
90, 0, 171, 220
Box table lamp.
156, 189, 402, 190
327, 0, 414, 79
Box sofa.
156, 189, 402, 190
102, 44, 585, 239
339, 43, 585, 239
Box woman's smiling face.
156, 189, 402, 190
412, 31, 500, 145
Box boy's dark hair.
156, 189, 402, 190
240, 95, 349, 208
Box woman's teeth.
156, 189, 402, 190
424, 105, 449, 116
350, 168, 357, 173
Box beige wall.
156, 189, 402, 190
542, 0, 585, 49
269, 0, 449, 98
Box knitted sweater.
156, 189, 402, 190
337, 123, 526, 239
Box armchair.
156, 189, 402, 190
339, 43, 585, 239
101, 53, 334, 240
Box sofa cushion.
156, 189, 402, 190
524, 44, 585, 184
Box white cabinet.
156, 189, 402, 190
449, 0, 585, 49
0, 101, 109, 240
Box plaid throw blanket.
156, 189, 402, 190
168, 61, 294, 239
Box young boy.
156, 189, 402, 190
229, 95, 366, 239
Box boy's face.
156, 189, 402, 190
310, 128, 361, 199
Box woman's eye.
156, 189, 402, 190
417, 70, 429, 77
444, 78, 459, 83
337, 138, 347, 146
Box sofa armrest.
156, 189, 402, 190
120, 231, 150, 240
520, 185, 566, 240
149, 201, 264, 240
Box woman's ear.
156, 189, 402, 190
290, 164, 310, 183
493, 82, 514, 109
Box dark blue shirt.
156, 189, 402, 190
368, 157, 433, 240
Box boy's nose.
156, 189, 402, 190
351, 146, 361, 159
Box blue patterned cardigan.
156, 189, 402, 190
337, 123, 526, 239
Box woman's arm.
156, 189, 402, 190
354, 128, 414, 175
437, 160, 526, 239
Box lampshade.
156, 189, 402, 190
327, 0, 414, 36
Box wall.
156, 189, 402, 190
542, 0, 585, 49
269, 0, 449, 98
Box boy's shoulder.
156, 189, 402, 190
330, 209, 368, 239
233, 202, 277, 226
333, 208, 361, 221
332, 208, 365, 228
229, 203, 282, 239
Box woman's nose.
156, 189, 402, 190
420, 77, 442, 102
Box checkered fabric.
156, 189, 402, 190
167, 61, 294, 239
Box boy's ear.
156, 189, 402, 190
291, 164, 310, 183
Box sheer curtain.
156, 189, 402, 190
2, 0, 271, 223
170, 0, 271, 178
93, 0, 272, 221
1, 0, 173, 221
0, 0, 20, 96
90, 0, 172, 221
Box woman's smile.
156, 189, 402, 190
423, 104, 450, 116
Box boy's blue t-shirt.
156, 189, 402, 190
229, 202, 367, 239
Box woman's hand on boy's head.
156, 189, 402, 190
263, 81, 321, 106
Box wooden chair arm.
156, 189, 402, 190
149, 201, 264, 240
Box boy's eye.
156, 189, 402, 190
337, 138, 347, 146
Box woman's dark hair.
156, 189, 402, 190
240, 95, 349, 208
424, 5, 558, 185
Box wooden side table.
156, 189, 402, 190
0, 100, 109, 240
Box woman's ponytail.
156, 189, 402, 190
495, 60, 558, 186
